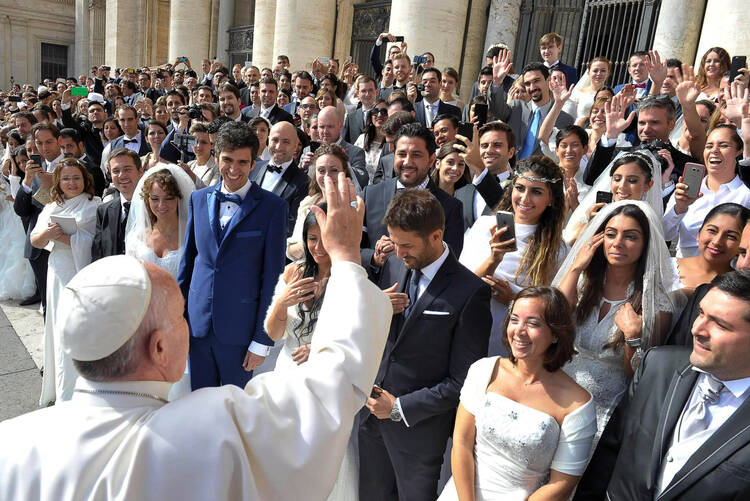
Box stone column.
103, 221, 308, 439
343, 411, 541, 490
273, 0, 336, 71
105, 0, 143, 68
459, 0, 489, 103
215, 0, 235, 61
483, 0, 522, 58
169, 0, 212, 70
389, 0, 469, 72
652, 0, 705, 64
75, 0, 91, 75
252, 0, 277, 69
695, 0, 749, 67
90, 0, 107, 66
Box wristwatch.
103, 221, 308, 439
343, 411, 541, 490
625, 337, 642, 348
389, 403, 402, 422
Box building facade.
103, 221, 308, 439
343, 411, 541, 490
1, 0, 748, 101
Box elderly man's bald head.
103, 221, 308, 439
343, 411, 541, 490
317, 106, 342, 144
269, 121, 300, 164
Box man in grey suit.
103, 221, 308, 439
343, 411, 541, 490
342, 76, 379, 144
575, 271, 750, 501
299, 106, 369, 191
489, 55, 574, 160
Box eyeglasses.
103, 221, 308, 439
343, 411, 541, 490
300, 104, 318, 110
371, 108, 388, 116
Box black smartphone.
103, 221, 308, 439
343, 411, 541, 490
30, 154, 42, 167
595, 191, 613, 204
309, 141, 321, 154
682, 162, 705, 199
729, 56, 747, 84
7, 96, 21, 102
416, 83, 425, 93
495, 211, 517, 252
457, 122, 474, 142
394, 36, 404, 42
474, 103, 488, 127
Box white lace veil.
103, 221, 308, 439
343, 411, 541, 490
563, 149, 664, 245
125, 163, 195, 255
553, 200, 681, 365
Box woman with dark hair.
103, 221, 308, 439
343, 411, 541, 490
102, 117, 123, 146
673, 203, 749, 291
354, 99, 387, 180
553, 201, 678, 444
695, 47, 731, 101
141, 120, 169, 171
249, 116, 271, 162
439, 286, 596, 500
431, 141, 469, 195
30, 158, 101, 405
439, 67, 465, 111
460, 156, 568, 353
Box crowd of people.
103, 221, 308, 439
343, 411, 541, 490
1, 27, 750, 501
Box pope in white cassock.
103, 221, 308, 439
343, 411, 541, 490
0, 174, 391, 501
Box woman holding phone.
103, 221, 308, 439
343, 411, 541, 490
30, 159, 100, 406
460, 156, 568, 355
664, 124, 750, 257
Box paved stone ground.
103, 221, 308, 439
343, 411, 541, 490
0, 300, 43, 421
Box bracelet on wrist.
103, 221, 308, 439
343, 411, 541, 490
625, 337, 642, 348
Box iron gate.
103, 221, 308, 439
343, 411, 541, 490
350, 0, 392, 80
576, 0, 661, 85
515, 0, 661, 86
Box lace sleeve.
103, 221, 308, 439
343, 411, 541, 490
550, 397, 597, 475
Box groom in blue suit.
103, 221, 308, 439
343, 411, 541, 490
178, 122, 288, 390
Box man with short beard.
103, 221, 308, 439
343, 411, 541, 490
218, 83, 249, 122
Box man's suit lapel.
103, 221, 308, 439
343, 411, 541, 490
221, 183, 262, 244
395, 254, 456, 349
272, 162, 297, 198
659, 377, 750, 501
107, 193, 123, 251
649, 366, 698, 491
250, 162, 268, 185
206, 184, 222, 244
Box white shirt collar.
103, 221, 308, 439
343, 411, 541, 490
702, 174, 744, 193
424, 98, 440, 108
544, 60, 560, 68
497, 169, 511, 181
46, 151, 65, 171
418, 242, 450, 281
270, 157, 293, 171
222, 178, 252, 198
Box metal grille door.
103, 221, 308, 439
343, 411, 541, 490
350, 1, 392, 80
515, 0, 586, 73
576, 0, 662, 85
41, 43, 68, 82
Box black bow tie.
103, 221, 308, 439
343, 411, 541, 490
123, 138, 138, 144
267, 164, 283, 173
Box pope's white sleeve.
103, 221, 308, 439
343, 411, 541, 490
237, 261, 392, 501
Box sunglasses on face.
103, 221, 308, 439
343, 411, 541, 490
371, 108, 388, 116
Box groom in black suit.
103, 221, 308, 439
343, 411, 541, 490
359, 190, 492, 501
91, 148, 143, 261
574, 271, 750, 501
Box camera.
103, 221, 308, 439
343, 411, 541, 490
636, 140, 671, 171
416, 84, 425, 93
187, 105, 204, 120
413, 55, 429, 66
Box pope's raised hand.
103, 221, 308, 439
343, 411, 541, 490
310, 172, 364, 266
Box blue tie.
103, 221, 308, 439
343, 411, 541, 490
216, 191, 242, 205
520, 108, 541, 159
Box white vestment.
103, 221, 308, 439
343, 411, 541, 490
0, 262, 391, 501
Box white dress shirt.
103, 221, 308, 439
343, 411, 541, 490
657, 369, 750, 494
46, 151, 65, 173
260, 104, 275, 119
121, 133, 142, 153
472, 168, 511, 221
260, 158, 292, 193
394, 242, 450, 427
218, 179, 269, 357
663, 175, 750, 257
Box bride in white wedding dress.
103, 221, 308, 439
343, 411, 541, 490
125, 163, 195, 400
0, 157, 36, 301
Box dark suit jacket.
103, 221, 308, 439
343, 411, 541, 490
574, 346, 750, 501
13, 184, 45, 261
378, 84, 408, 102
240, 87, 252, 106
177, 182, 287, 349
81, 154, 107, 198
414, 99, 461, 128
552, 61, 579, 86
360, 178, 464, 264
249, 160, 310, 237
372, 152, 394, 184
363, 251, 492, 453
454, 172, 505, 229
342, 108, 366, 144
91, 192, 126, 261
241, 104, 295, 125
665, 283, 711, 348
